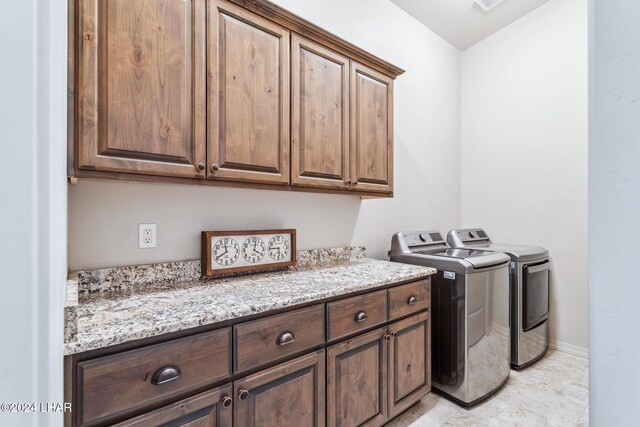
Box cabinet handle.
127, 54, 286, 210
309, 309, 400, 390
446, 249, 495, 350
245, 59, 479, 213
354, 311, 368, 322
222, 396, 233, 408
151, 365, 181, 385
211, 163, 220, 172
196, 162, 205, 171
276, 331, 295, 346
238, 389, 249, 400
408, 295, 418, 305
384, 334, 391, 342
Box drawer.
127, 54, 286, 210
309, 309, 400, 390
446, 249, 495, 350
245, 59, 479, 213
78, 328, 231, 426
388, 279, 431, 320
327, 290, 387, 341
234, 305, 325, 372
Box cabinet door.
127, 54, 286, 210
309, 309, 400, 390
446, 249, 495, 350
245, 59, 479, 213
77, 0, 206, 178
349, 61, 394, 193
208, 0, 290, 184
291, 35, 350, 190
327, 327, 388, 427
234, 350, 325, 427
388, 311, 431, 418
112, 384, 233, 427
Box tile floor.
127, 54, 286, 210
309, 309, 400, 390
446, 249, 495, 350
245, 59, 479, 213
388, 350, 589, 426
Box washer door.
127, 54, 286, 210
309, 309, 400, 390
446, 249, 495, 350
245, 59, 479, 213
522, 261, 550, 332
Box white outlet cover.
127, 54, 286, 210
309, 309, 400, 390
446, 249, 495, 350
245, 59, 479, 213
138, 224, 157, 249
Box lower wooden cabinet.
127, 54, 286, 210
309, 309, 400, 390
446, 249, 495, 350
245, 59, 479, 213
327, 327, 388, 427
388, 311, 432, 418
112, 384, 233, 427
66, 279, 431, 427
234, 350, 325, 427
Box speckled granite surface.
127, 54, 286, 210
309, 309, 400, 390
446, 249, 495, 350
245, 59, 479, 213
76, 246, 366, 295
64, 256, 435, 355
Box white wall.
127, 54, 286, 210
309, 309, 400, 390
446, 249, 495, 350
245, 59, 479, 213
589, 0, 640, 423
0, 0, 67, 425
68, 0, 461, 270
461, 0, 588, 354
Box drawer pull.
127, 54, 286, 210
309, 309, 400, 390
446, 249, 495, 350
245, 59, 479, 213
276, 331, 295, 346
408, 295, 418, 305
238, 389, 249, 400
354, 311, 368, 322
151, 365, 181, 385
222, 396, 233, 408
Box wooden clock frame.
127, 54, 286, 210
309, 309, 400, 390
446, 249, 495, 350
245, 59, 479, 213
201, 229, 297, 277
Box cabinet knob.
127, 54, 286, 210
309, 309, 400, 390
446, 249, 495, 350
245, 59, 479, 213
196, 162, 205, 171
354, 311, 368, 322
151, 365, 181, 385
391, 331, 398, 337
238, 389, 249, 400
384, 334, 391, 342
346, 179, 352, 186
276, 331, 296, 346
353, 180, 358, 186
222, 396, 233, 408
408, 295, 418, 305
211, 163, 220, 172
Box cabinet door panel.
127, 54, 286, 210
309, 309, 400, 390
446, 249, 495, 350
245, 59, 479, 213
234, 350, 325, 427
208, 1, 290, 184
327, 327, 388, 427
77, 0, 206, 178
388, 311, 431, 417
112, 385, 232, 427
291, 35, 349, 189
350, 61, 394, 193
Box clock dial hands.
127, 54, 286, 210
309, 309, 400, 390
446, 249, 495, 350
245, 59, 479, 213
213, 237, 240, 266
268, 235, 289, 261
242, 236, 266, 263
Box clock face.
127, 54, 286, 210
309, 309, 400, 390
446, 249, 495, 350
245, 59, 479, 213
268, 235, 290, 261
213, 237, 240, 266
242, 236, 266, 264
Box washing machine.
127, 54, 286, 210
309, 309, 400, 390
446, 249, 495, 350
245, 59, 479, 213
447, 228, 550, 369
389, 230, 511, 407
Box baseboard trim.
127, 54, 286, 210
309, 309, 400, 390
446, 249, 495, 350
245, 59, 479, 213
549, 339, 589, 359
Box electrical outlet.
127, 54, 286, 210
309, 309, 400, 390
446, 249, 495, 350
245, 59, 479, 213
139, 224, 157, 249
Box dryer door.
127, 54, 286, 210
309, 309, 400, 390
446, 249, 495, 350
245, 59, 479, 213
522, 261, 550, 332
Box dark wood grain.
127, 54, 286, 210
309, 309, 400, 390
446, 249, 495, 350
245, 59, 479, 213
350, 61, 394, 194
208, 0, 290, 184
78, 328, 231, 426
112, 384, 233, 427
327, 290, 387, 341
76, 0, 207, 178
291, 34, 350, 190
388, 278, 431, 321
234, 350, 325, 427
234, 305, 325, 372
223, 0, 404, 78
388, 311, 431, 417
327, 327, 388, 427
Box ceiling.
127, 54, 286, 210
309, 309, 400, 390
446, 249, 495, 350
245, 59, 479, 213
391, 0, 552, 51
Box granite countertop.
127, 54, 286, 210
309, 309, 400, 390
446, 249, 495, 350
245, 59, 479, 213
64, 248, 435, 355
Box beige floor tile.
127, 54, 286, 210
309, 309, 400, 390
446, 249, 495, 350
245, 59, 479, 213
387, 393, 460, 426
386, 350, 589, 426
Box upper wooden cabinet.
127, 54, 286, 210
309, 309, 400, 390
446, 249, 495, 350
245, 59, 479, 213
350, 62, 394, 193
291, 35, 350, 190
76, 0, 207, 178
207, 0, 290, 184
70, 0, 403, 196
